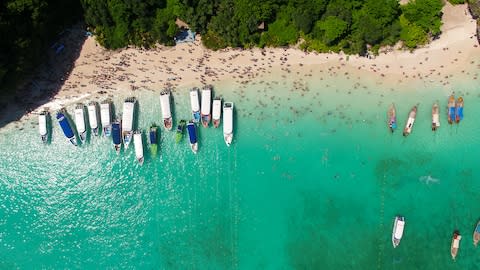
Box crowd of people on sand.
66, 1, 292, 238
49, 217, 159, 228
1, 3, 478, 133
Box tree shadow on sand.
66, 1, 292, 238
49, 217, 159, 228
0, 22, 87, 129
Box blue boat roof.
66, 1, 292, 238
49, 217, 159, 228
57, 113, 74, 139
476, 224, 480, 233
187, 123, 197, 144
112, 123, 121, 144
149, 129, 157, 144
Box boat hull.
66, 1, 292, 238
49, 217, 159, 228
473, 221, 480, 247
149, 127, 158, 156
57, 112, 77, 146
432, 103, 440, 131
111, 121, 122, 154
134, 132, 144, 165
451, 231, 461, 260
403, 106, 417, 137
38, 112, 49, 144
387, 104, 396, 133
224, 134, 233, 147
392, 216, 405, 248
187, 121, 198, 153
201, 114, 211, 128
213, 119, 220, 128
223, 102, 234, 146
163, 118, 173, 130
123, 132, 133, 149
103, 126, 112, 137
447, 95, 455, 124
455, 97, 464, 123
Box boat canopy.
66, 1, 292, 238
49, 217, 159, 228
476, 224, 480, 233
223, 102, 233, 134
433, 114, 440, 126
456, 107, 463, 120
122, 101, 134, 132
149, 129, 157, 144
452, 236, 461, 248
134, 133, 143, 159
100, 103, 111, 126
88, 104, 98, 129
394, 220, 405, 239
187, 123, 197, 144
449, 107, 455, 119
38, 114, 47, 135
74, 107, 86, 133
190, 89, 200, 112
201, 89, 211, 115
57, 113, 74, 139
160, 92, 172, 119
212, 99, 221, 120
112, 122, 121, 145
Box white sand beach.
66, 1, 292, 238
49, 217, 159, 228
21, 3, 480, 114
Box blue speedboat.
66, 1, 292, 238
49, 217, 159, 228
187, 121, 198, 154
56, 110, 77, 146
111, 119, 122, 154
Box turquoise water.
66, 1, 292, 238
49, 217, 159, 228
1, 65, 480, 269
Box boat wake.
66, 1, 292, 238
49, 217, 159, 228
419, 175, 440, 185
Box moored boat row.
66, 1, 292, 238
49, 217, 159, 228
388, 94, 464, 136
39, 86, 235, 162
391, 216, 480, 261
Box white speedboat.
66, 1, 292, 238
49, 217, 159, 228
160, 90, 173, 130
74, 103, 87, 142
100, 100, 112, 137
87, 101, 99, 136
451, 231, 462, 260
212, 97, 221, 128
122, 97, 135, 149
403, 105, 417, 137
38, 109, 49, 144
134, 131, 144, 165
190, 87, 201, 123
201, 85, 211, 127
223, 102, 233, 146
392, 216, 405, 248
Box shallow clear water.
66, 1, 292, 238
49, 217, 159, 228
1, 65, 480, 269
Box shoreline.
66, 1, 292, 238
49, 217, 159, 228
1, 3, 478, 130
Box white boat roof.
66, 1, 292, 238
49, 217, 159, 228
406, 117, 415, 126
212, 99, 221, 120
394, 220, 405, 239
100, 103, 111, 126
38, 114, 47, 135
87, 104, 98, 128
201, 89, 211, 115
223, 102, 233, 134
433, 114, 440, 126
160, 92, 172, 119
134, 133, 143, 159
74, 107, 86, 132
122, 101, 134, 132
190, 89, 200, 112
453, 236, 461, 248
